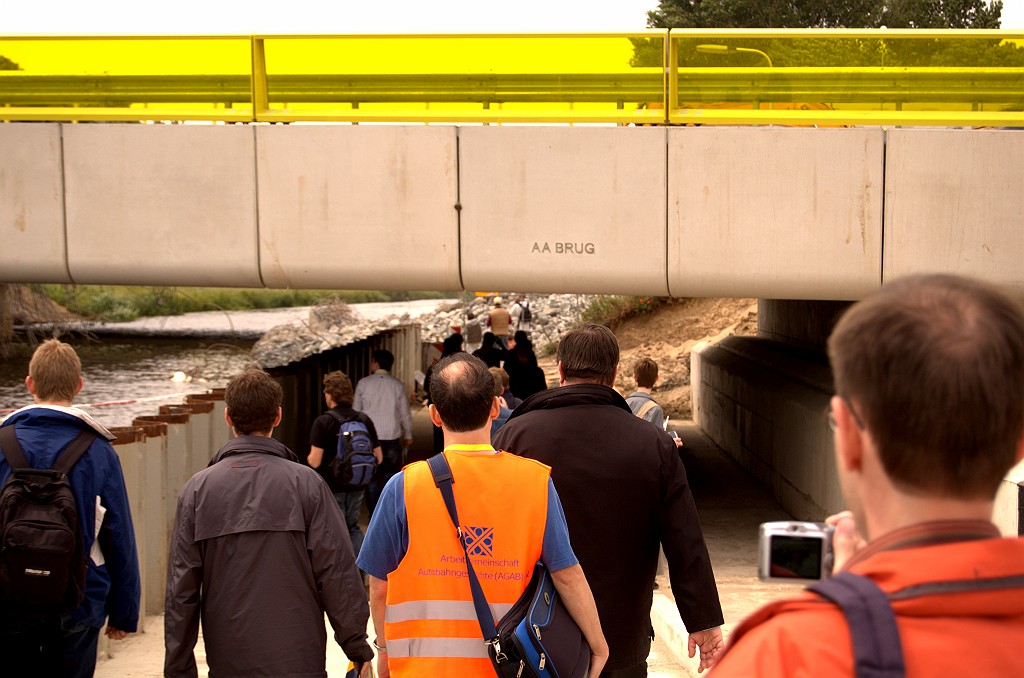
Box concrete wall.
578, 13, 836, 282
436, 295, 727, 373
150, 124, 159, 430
0, 124, 67, 283
884, 129, 1024, 290
694, 306, 1024, 535
460, 126, 668, 295
256, 126, 460, 290
668, 127, 884, 300
100, 390, 228, 661
692, 335, 843, 521
3, 124, 1021, 297
993, 460, 1024, 537
63, 125, 262, 287
757, 299, 851, 352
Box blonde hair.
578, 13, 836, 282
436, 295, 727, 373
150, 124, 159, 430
28, 339, 82, 403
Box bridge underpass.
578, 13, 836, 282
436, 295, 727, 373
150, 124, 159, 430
3, 29, 1022, 536
3, 121, 1022, 535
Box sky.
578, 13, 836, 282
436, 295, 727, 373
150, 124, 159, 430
2, 0, 1022, 34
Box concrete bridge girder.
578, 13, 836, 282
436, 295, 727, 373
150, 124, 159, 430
2, 123, 1021, 298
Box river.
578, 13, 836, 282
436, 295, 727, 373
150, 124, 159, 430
0, 300, 447, 428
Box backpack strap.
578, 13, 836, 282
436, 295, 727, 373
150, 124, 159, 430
0, 425, 94, 475
0, 425, 30, 470
809, 572, 905, 678
635, 399, 658, 420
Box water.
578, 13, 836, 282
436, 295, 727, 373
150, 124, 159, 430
0, 339, 255, 428
1, 299, 448, 428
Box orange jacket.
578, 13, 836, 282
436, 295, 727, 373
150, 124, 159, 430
712, 522, 1024, 677
384, 447, 550, 677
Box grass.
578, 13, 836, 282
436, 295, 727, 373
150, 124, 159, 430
41, 285, 456, 322
580, 295, 666, 328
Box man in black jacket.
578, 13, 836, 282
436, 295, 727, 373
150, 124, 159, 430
493, 324, 724, 676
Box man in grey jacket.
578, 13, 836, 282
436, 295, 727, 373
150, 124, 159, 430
165, 369, 373, 677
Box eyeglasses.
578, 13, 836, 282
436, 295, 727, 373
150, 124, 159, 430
827, 396, 866, 432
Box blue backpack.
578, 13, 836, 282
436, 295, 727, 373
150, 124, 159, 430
326, 412, 376, 488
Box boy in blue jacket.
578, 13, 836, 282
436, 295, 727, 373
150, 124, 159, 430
0, 339, 140, 677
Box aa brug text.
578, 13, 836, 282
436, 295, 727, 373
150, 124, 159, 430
531, 242, 597, 255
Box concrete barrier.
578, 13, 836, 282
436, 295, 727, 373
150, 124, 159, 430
102, 391, 227, 645
106, 427, 148, 625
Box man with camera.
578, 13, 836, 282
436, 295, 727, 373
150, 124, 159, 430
713, 274, 1024, 676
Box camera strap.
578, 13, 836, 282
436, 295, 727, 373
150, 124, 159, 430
810, 572, 904, 678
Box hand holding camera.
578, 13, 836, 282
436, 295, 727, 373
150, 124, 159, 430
758, 512, 866, 583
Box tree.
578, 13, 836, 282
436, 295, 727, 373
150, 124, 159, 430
646, 0, 1003, 29
882, 0, 1002, 28
635, 0, 1019, 68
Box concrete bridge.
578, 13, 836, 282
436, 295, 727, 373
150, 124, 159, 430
2, 29, 1022, 535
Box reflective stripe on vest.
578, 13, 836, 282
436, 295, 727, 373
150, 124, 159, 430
386, 599, 514, 623
384, 447, 550, 676
387, 636, 491, 659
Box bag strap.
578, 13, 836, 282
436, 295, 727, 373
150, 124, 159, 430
635, 399, 657, 420
809, 572, 905, 678
0, 425, 30, 470
427, 453, 498, 643
0, 425, 94, 474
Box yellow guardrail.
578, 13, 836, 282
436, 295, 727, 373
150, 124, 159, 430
0, 30, 1021, 126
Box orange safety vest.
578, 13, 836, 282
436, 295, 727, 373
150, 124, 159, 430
384, 445, 550, 677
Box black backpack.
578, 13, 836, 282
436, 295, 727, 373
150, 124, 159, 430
520, 302, 532, 325
326, 411, 376, 489
0, 425, 93, 614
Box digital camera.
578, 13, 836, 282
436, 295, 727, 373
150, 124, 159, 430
758, 521, 835, 584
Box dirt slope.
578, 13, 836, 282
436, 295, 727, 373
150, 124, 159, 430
611, 298, 758, 420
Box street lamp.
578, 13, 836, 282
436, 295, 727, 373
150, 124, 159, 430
696, 44, 773, 68
696, 44, 774, 111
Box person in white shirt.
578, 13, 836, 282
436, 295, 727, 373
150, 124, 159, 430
353, 349, 414, 515
509, 294, 533, 338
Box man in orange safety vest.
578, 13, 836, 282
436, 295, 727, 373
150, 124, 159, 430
357, 352, 609, 677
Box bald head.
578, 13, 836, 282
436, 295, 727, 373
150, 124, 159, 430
429, 353, 496, 432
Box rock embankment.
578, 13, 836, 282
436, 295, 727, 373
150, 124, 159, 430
418, 294, 594, 347
252, 294, 594, 369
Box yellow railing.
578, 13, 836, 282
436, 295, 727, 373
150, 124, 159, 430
0, 30, 1021, 126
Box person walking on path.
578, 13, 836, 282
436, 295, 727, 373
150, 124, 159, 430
353, 349, 413, 515
0, 339, 141, 678
503, 335, 548, 401
494, 324, 724, 676
486, 296, 512, 349
308, 370, 382, 557
357, 353, 609, 678
165, 369, 373, 677
625, 357, 682, 449
463, 311, 483, 353
510, 294, 533, 338
712, 274, 1024, 677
